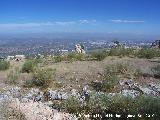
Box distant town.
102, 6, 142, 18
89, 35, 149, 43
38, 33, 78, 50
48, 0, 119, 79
0, 36, 156, 58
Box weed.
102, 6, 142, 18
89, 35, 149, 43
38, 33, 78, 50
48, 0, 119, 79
0, 60, 10, 71
21, 60, 37, 73
7, 69, 20, 85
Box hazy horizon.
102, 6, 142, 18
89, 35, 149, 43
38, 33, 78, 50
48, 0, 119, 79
0, 0, 160, 38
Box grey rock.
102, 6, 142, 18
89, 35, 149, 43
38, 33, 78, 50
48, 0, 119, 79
48, 89, 69, 100
7, 87, 21, 98
0, 94, 10, 102
34, 93, 43, 102
121, 89, 140, 98
21, 98, 30, 103
139, 86, 158, 96
82, 85, 90, 95
22, 88, 44, 102
82, 85, 90, 101
57, 92, 69, 100
148, 83, 160, 93
48, 90, 58, 100
119, 79, 134, 87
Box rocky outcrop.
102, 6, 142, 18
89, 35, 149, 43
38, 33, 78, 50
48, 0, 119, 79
1, 80, 160, 120
75, 44, 85, 54
119, 79, 160, 97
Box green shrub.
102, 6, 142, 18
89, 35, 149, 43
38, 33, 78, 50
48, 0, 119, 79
7, 69, 20, 85
108, 48, 135, 57
63, 96, 82, 114
21, 60, 37, 73
32, 68, 55, 87
54, 55, 63, 63
101, 65, 120, 90
67, 53, 85, 61
63, 93, 160, 119
23, 79, 35, 87
136, 48, 160, 59
91, 51, 107, 61
102, 72, 119, 90
24, 68, 55, 87
109, 95, 139, 115
101, 63, 131, 91
0, 60, 10, 71
136, 96, 160, 117
151, 64, 160, 78
107, 47, 160, 59
134, 69, 143, 77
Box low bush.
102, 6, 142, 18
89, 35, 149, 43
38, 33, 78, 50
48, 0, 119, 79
101, 63, 132, 91
67, 53, 85, 61
24, 68, 55, 87
63, 94, 160, 119
90, 51, 107, 61
151, 64, 160, 78
0, 60, 10, 71
134, 68, 143, 77
54, 55, 63, 63
63, 96, 82, 114
21, 60, 37, 73
136, 48, 160, 59
54, 53, 88, 62
24, 79, 36, 87
107, 47, 160, 59
7, 68, 20, 85
101, 65, 120, 90
33, 68, 55, 87
136, 96, 160, 117
102, 75, 119, 90
108, 48, 135, 57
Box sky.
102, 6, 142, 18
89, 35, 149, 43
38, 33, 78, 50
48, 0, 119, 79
0, 0, 160, 35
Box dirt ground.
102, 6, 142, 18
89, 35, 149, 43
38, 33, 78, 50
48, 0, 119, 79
47, 56, 160, 91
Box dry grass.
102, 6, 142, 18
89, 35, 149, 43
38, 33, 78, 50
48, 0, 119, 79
0, 57, 160, 91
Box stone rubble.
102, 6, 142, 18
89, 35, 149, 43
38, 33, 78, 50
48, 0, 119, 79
119, 79, 160, 97
7, 98, 78, 120
120, 89, 140, 98
1, 79, 160, 120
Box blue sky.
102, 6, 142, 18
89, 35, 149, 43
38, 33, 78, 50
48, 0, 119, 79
0, 0, 160, 35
